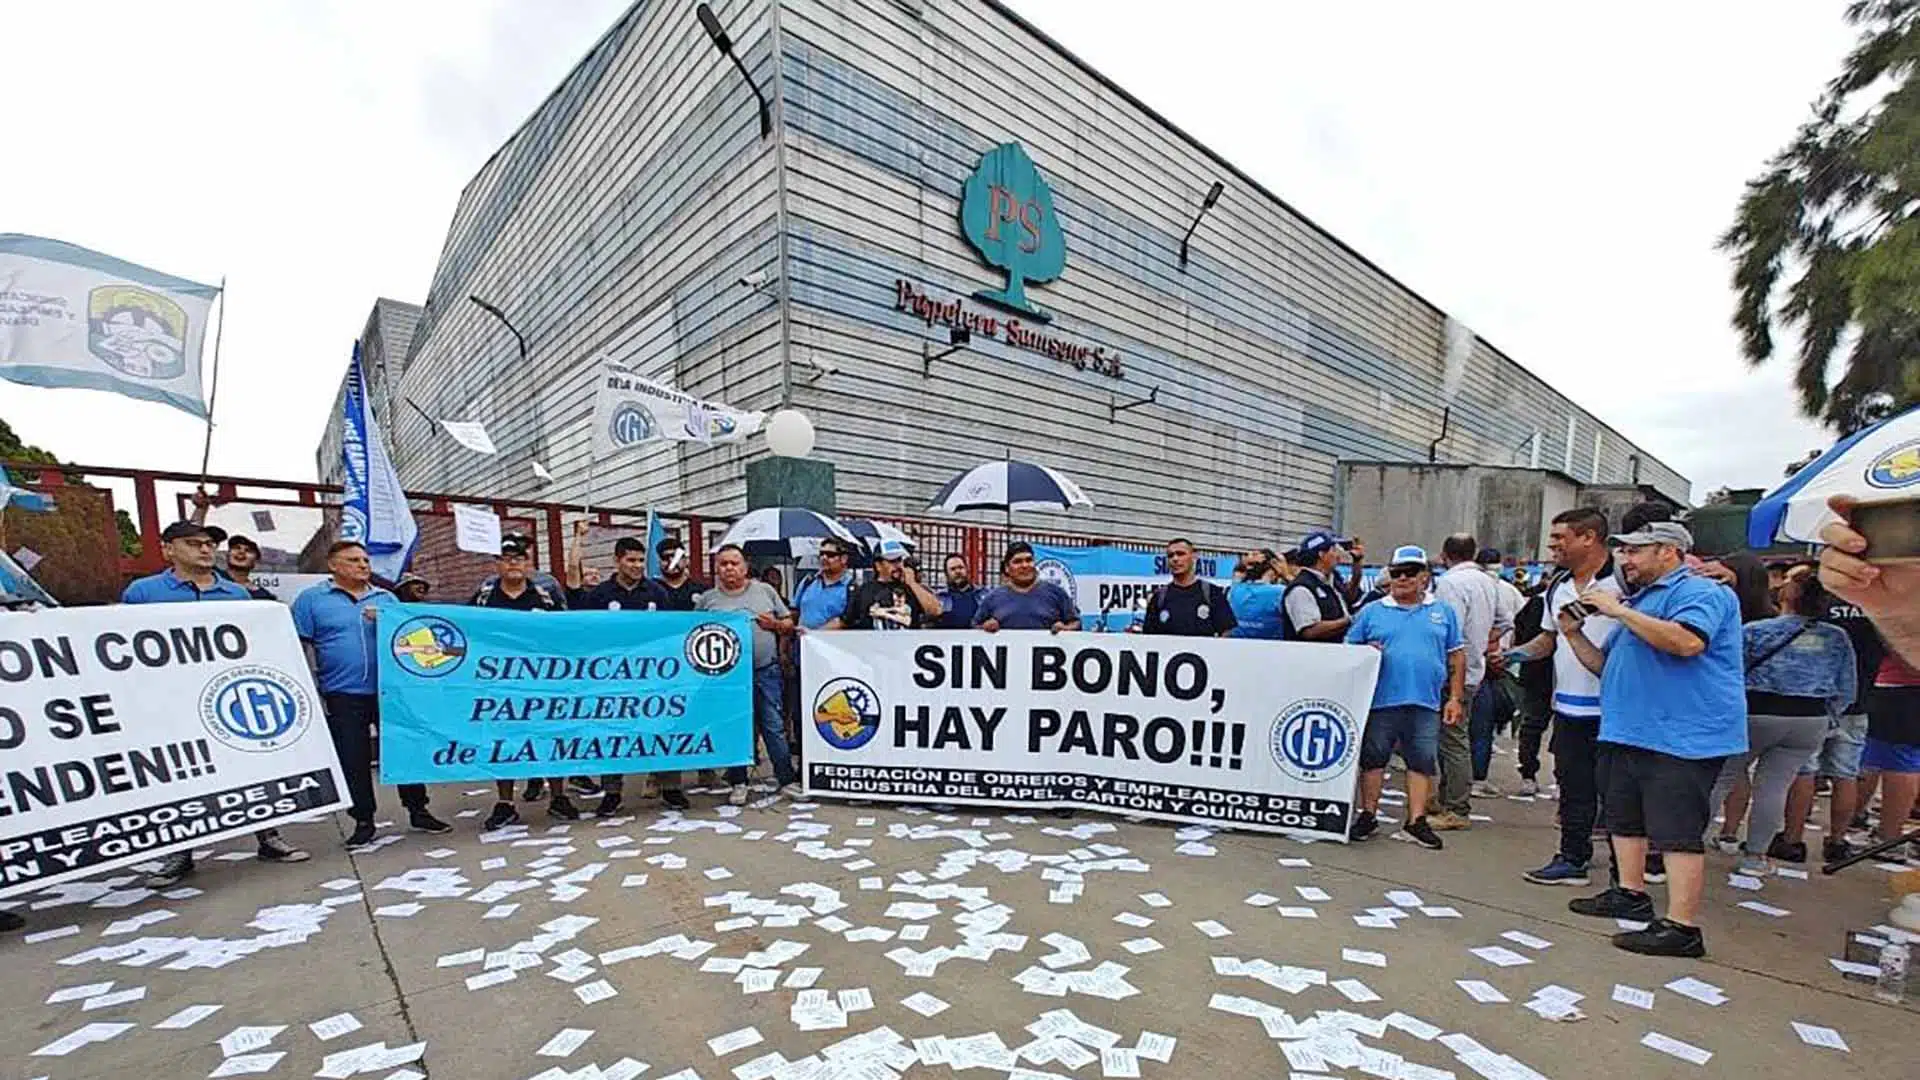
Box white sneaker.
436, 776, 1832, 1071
779, 783, 805, 799
1518, 779, 1539, 797
728, 784, 749, 807
1470, 781, 1503, 799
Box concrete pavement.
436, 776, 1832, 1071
2, 759, 1913, 1080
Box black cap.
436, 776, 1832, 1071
499, 540, 530, 558
227, 534, 260, 552
1475, 547, 1501, 565
161, 520, 216, 543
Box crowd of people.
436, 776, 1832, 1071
3, 494, 1916, 965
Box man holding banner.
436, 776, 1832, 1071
473, 539, 580, 826
1141, 538, 1237, 637
974, 543, 1078, 633
291, 541, 450, 848
571, 536, 672, 816
697, 545, 801, 805
122, 520, 311, 887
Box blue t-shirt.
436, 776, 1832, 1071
974, 582, 1079, 630
1227, 582, 1286, 639
1599, 566, 1747, 759
794, 575, 852, 630
121, 569, 253, 604
939, 587, 984, 630
291, 582, 396, 695
1345, 596, 1464, 711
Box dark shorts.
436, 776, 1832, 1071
1600, 742, 1724, 854
1360, 705, 1440, 776
1862, 736, 1920, 774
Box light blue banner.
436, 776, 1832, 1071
1030, 544, 1238, 631
376, 604, 754, 782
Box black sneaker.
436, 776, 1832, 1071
568, 777, 604, 797
482, 802, 520, 831
1398, 816, 1443, 850
1822, 836, 1853, 863
1612, 917, 1705, 958
1766, 834, 1807, 864
1568, 885, 1655, 921
408, 810, 453, 835
143, 851, 195, 889
1643, 853, 1667, 884
1348, 810, 1378, 842
662, 788, 690, 811
0, 909, 23, 933
548, 797, 582, 822
521, 779, 546, 802
345, 821, 377, 850
256, 830, 310, 863
594, 793, 622, 818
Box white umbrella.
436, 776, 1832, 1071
928, 460, 1092, 514
720, 507, 857, 556
1748, 405, 1920, 546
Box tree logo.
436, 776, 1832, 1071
959, 143, 1066, 323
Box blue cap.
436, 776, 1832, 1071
874, 538, 910, 561
1297, 530, 1350, 560
1389, 545, 1428, 568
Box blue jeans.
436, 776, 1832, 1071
1470, 680, 1499, 781
727, 664, 796, 787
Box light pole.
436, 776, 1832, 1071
1177, 181, 1225, 269
696, 3, 772, 140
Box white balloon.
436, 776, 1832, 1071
764, 408, 816, 458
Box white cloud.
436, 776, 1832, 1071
0, 0, 1853, 499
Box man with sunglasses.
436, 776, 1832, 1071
1344, 545, 1467, 850
795, 539, 855, 632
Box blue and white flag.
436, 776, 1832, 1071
644, 508, 665, 579
588, 360, 765, 458
0, 234, 218, 418
338, 341, 417, 581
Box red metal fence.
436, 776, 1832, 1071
2, 461, 1157, 604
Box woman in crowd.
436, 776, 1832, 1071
1710, 568, 1857, 876
1706, 553, 1779, 852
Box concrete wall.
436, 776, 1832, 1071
1339, 463, 1585, 564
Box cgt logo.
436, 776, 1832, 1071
199, 666, 314, 753
685, 622, 743, 676
1269, 698, 1357, 783
609, 403, 656, 447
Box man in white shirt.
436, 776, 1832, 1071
1472, 548, 1527, 796
1509, 508, 1621, 887
1429, 534, 1512, 828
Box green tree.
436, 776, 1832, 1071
0, 416, 139, 556
1721, 0, 1918, 432
960, 142, 1067, 321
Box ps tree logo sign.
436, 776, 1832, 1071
960, 143, 1066, 323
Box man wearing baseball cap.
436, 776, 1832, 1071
122, 521, 311, 886
1344, 545, 1467, 850
1282, 530, 1359, 642
1559, 520, 1745, 958
832, 539, 939, 630
221, 535, 277, 600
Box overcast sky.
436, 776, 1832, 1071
0, 1, 1856, 500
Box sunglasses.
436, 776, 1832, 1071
822, 550, 848, 559
1387, 566, 1423, 579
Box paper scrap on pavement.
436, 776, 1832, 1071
210, 1052, 287, 1077
1791, 1022, 1849, 1051
23, 925, 81, 944
1341, 948, 1386, 968
575, 980, 618, 1005
46, 981, 115, 1004
1500, 930, 1553, 950
1642, 1032, 1712, 1065
309, 1013, 363, 1041
156, 1004, 223, 1030
1100, 1047, 1141, 1078
1663, 976, 1728, 1006
1611, 985, 1655, 1010
538, 1029, 595, 1057
1192, 920, 1232, 938
32, 1021, 136, 1056
708, 1027, 763, 1056
1739, 901, 1791, 918
1276, 906, 1318, 919
219, 1026, 287, 1057
1456, 980, 1508, 1004
1295, 886, 1331, 902
1384, 890, 1423, 907
1138, 892, 1171, 907
901, 992, 949, 1017
1468, 945, 1533, 967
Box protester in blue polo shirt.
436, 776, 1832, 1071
1344, 545, 1466, 851
975, 542, 1079, 632
123, 521, 310, 889
292, 540, 450, 849
1559, 520, 1745, 959
793, 538, 855, 630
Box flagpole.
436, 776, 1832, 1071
195, 276, 229, 485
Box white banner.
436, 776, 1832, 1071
244, 572, 331, 603
588, 360, 766, 458
800, 632, 1379, 840
0, 233, 217, 418
0, 602, 349, 896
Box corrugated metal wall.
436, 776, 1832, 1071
323, 0, 1688, 553
778, 0, 1686, 550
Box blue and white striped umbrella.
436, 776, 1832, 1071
928, 460, 1093, 514
840, 518, 916, 552
1748, 405, 1920, 547
720, 506, 858, 556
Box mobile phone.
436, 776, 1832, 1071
1852, 498, 1920, 564
1559, 600, 1593, 622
